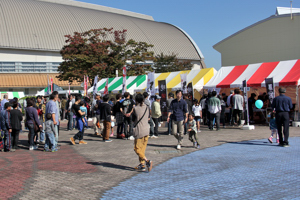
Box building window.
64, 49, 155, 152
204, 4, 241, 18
25, 88, 29, 95
0, 62, 60, 73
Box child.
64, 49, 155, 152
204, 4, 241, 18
187, 114, 200, 149
268, 112, 279, 144
110, 116, 115, 137
192, 99, 202, 132
79, 101, 88, 128
44, 113, 58, 152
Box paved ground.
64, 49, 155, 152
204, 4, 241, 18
0, 121, 299, 200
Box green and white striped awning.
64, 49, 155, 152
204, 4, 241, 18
88, 75, 146, 94
1, 92, 25, 99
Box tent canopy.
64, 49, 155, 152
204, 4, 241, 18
88, 68, 216, 94
204, 59, 300, 89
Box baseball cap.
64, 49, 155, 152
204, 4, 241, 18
96, 93, 101, 96
155, 95, 161, 100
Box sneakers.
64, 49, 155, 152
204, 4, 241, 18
29, 146, 37, 150
197, 129, 201, 133
33, 145, 39, 150
70, 137, 75, 145
134, 164, 146, 171
51, 148, 58, 152
177, 144, 181, 150
128, 136, 135, 140
268, 137, 273, 143
197, 145, 201, 149
79, 140, 87, 144
110, 133, 114, 137
104, 139, 112, 143
276, 139, 279, 143
146, 160, 153, 172
44, 148, 50, 152
40, 141, 45, 145
193, 142, 197, 148
152, 135, 158, 139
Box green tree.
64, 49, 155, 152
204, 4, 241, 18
57, 28, 154, 85
153, 53, 193, 73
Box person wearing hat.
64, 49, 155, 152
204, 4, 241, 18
151, 95, 162, 138
271, 87, 293, 147
0, 102, 13, 152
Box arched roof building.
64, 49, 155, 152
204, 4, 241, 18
0, 0, 205, 95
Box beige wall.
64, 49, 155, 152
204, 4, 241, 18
214, 15, 300, 66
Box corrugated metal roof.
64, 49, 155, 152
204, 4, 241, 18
0, 73, 81, 87
0, 0, 203, 61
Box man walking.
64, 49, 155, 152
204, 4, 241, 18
151, 95, 161, 138
167, 90, 188, 150
66, 95, 74, 131
45, 94, 59, 148
232, 89, 244, 127
121, 92, 135, 140
207, 91, 221, 131
271, 87, 293, 147
100, 95, 112, 142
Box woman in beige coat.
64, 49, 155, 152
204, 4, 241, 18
132, 93, 153, 172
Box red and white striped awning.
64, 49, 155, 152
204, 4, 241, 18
204, 59, 300, 89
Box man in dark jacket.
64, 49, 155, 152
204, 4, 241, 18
0, 102, 13, 152
10, 102, 23, 150
100, 95, 112, 142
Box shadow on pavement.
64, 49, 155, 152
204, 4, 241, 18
86, 162, 135, 171
217, 140, 275, 146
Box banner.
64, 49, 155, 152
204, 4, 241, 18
158, 80, 168, 120
265, 77, 275, 104
50, 77, 53, 93
92, 75, 98, 97
187, 82, 193, 101
147, 72, 156, 97
84, 75, 87, 96
243, 80, 249, 125
104, 78, 109, 95
180, 73, 187, 94
122, 66, 126, 95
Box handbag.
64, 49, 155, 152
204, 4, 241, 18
133, 107, 148, 128
33, 120, 40, 132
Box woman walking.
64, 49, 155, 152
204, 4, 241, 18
26, 99, 42, 150
132, 94, 153, 172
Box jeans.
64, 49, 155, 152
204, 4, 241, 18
44, 132, 56, 150
40, 122, 45, 142
149, 118, 154, 136
73, 116, 85, 141
54, 125, 59, 147
172, 120, 184, 145
67, 112, 73, 130
73, 118, 76, 129
11, 129, 20, 149
124, 116, 133, 138
210, 113, 220, 130
28, 123, 36, 147
276, 112, 290, 145
2, 130, 11, 151
188, 130, 200, 145
152, 117, 159, 136
167, 117, 173, 134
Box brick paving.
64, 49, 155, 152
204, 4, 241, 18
0, 120, 299, 200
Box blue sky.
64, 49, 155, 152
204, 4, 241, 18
79, 0, 300, 69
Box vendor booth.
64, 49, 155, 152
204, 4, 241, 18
204, 59, 300, 123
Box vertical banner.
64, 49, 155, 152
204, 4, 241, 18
243, 80, 249, 125
68, 82, 71, 96
86, 76, 89, 95
158, 80, 167, 120
265, 77, 275, 104
122, 65, 126, 95
104, 78, 109, 95
50, 77, 53, 93
47, 74, 50, 95
187, 82, 194, 101
180, 73, 187, 94
93, 75, 98, 98
84, 75, 87, 96
147, 72, 156, 103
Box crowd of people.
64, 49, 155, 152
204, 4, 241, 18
0, 87, 293, 170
